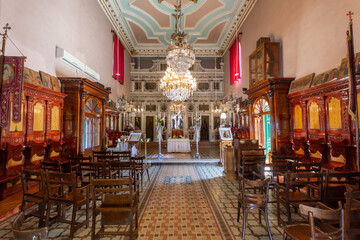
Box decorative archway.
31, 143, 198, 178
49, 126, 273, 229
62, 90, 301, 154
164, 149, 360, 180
253, 98, 271, 157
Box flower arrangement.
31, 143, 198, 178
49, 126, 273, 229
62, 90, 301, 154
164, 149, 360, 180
193, 117, 201, 127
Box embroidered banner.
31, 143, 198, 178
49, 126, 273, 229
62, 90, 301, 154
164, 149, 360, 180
0, 56, 24, 127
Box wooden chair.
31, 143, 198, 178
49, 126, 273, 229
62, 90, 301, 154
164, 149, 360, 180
40, 160, 62, 172
344, 189, 360, 239
323, 170, 360, 208
12, 211, 48, 240
108, 161, 140, 197
283, 202, 344, 240
97, 155, 120, 163
237, 176, 272, 240
44, 170, 90, 238
276, 171, 323, 225
292, 161, 322, 173
131, 156, 150, 190
111, 150, 131, 161
76, 162, 107, 186
239, 149, 266, 179
20, 168, 47, 227
91, 177, 139, 240
92, 150, 112, 161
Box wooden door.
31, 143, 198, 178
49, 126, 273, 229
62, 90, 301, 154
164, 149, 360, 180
200, 116, 209, 140
146, 116, 154, 141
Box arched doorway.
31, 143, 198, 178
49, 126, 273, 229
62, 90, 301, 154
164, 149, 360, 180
253, 98, 271, 159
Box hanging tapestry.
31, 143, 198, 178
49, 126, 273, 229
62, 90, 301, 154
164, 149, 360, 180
0, 56, 24, 127
229, 36, 242, 85
112, 33, 124, 85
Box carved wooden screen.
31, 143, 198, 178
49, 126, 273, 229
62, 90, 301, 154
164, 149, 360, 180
309, 101, 320, 130
327, 97, 342, 129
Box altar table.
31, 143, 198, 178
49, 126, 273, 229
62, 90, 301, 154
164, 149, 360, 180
167, 138, 191, 153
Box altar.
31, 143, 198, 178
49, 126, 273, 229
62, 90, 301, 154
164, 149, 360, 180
167, 138, 191, 153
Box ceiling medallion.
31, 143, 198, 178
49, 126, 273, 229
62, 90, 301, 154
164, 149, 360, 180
161, 0, 196, 102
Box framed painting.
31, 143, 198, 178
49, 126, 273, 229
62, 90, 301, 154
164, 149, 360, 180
288, 73, 315, 94
23, 67, 43, 87
128, 132, 142, 142
39, 71, 53, 90
50, 75, 61, 92
355, 52, 360, 74
219, 127, 232, 140
338, 58, 349, 79
311, 68, 338, 87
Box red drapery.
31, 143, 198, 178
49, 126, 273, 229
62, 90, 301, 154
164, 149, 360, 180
113, 33, 124, 85
229, 36, 242, 85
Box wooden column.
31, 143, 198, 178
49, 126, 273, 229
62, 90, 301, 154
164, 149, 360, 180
101, 99, 106, 150
79, 92, 87, 155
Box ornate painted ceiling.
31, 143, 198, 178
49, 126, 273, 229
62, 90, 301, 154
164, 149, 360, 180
98, 0, 256, 57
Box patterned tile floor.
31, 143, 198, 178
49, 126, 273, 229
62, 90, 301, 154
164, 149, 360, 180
0, 164, 305, 239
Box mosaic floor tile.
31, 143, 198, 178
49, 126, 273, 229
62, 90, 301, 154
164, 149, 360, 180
0, 163, 305, 239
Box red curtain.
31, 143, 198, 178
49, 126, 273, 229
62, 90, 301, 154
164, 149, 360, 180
229, 36, 242, 85
113, 33, 124, 85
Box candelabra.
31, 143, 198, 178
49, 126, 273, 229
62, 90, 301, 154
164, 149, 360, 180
193, 126, 201, 159
156, 126, 164, 159
141, 137, 151, 165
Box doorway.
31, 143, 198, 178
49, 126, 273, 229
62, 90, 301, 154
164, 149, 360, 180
146, 116, 154, 141
200, 116, 209, 140
253, 98, 271, 160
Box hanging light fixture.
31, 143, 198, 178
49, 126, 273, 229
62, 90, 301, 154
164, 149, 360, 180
166, 0, 195, 74
160, 67, 196, 102
160, 0, 196, 102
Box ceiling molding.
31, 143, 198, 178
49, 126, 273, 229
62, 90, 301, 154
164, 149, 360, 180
98, 0, 256, 57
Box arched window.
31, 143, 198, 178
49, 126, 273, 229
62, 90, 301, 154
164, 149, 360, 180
253, 98, 271, 158
84, 98, 102, 149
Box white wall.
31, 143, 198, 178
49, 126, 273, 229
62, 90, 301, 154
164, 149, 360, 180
224, 0, 360, 97
0, 0, 131, 101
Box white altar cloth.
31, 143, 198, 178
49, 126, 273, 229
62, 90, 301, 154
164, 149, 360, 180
167, 138, 191, 153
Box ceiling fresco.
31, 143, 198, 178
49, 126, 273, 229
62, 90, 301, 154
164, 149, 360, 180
98, 0, 257, 57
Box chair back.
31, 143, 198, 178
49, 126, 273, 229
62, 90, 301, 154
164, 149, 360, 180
40, 160, 62, 172
45, 170, 77, 201
97, 155, 120, 163
77, 161, 107, 184
239, 176, 270, 207
91, 177, 137, 211
324, 170, 360, 207
344, 189, 360, 239
292, 161, 322, 173
285, 171, 323, 200
299, 205, 344, 240
111, 151, 131, 161
21, 168, 45, 200
92, 150, 111, 161
12, 212, 48, 240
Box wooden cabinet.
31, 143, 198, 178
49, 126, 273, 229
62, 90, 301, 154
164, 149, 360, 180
249, 40, 280, 87
246, 78, 294, 156
59, 78, 110, 157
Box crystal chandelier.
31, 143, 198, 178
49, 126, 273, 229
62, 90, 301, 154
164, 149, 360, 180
160, 68, 196, 102
160, 0, 196, 102
166, 0, 195, 73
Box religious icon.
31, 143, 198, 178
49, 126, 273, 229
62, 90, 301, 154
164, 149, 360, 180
2, 64, 14, 85
219, 127, 232, 140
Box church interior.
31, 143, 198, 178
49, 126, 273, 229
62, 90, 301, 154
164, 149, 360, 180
0, 0, 360, 239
